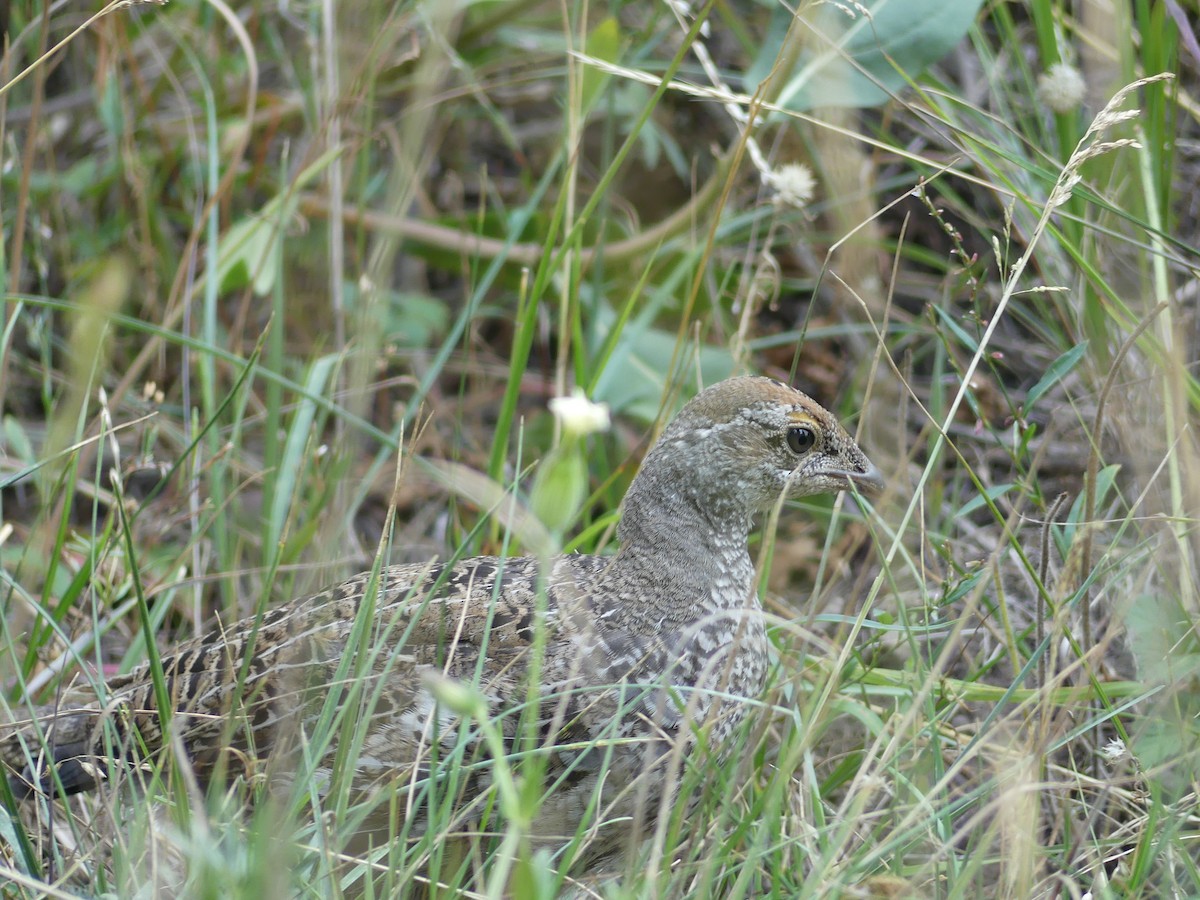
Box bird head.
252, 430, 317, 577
642, 375, 883, 515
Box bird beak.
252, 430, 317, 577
848, 461, 885, 493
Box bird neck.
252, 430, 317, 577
614, 465, 759, 621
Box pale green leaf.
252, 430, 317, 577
749, 0, 986, 111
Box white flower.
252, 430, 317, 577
1038, 62, 1087, 114
763, 163, 817, 209
1100, 738, 1127, 763
548, 388, 610, 438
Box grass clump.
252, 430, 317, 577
1, 0, 1198, 896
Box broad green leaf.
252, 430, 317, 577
343, 281, 450, 348
592, 321, 736, 422
955, 482, 1015, 519
748, 0, 986, 111
1058, 463, 1120, 551
1024, 341, 1088, 411
1066, 464, 1121, 526
929, 303, 980, 353
267, 353, 338, 549
530, 444, 587, 537
2, 415, 35, 466
1125, 592, 1200, 685
216, 146, 342, 296
216, 213, 284, 297
97, 70, 123, 138
580, 17, 621, 112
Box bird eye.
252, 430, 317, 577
786, 426, 816, 455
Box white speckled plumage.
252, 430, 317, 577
3, 375, 881, 860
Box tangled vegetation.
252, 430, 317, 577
0, 0, 1197, 896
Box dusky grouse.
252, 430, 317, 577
3, 375, 882, 864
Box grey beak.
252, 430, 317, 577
848, 461, 885, 493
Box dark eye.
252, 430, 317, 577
786, 426, 816, 455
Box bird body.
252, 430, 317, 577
3, 376, 881, 859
